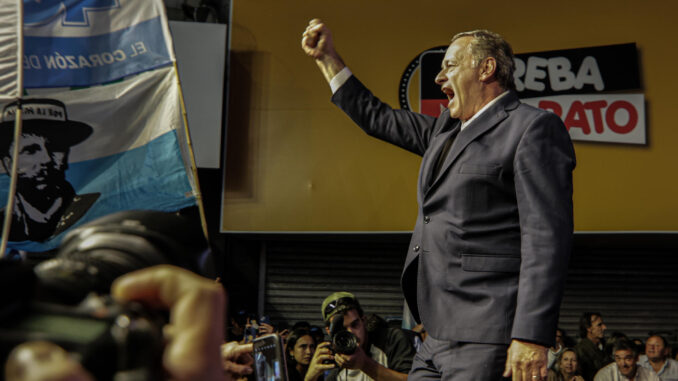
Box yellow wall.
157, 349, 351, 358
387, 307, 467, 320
222, 0, 678, 232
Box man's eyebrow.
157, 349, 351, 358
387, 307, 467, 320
441, 59, 458, 67
21, 143, 41, 151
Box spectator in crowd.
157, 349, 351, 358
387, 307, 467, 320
605, 332, 630, 360
242, 315, 278, 343
576, 312, 611, 381
286, 328, 318, 381
310, 326, 325, 346
547, 348, 584, 381
594, 339, 659, 381
257, 315, 276, 337
293, 321, 313, 331
639, 334, 678, 381
278, 321, 291, 342
320, 292, 415, 381
549, 328, 567, 369
229, 309, 250, 342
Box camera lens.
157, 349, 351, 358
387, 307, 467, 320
332, 330, 358, 355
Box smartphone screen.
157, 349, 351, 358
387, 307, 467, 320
253, 334, 288, 381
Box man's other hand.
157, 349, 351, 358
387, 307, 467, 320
503, 339, 548, 381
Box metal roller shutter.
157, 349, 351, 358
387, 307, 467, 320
252, 232, 677, 346
261, 236, 409, 328
558, 233, 678, 346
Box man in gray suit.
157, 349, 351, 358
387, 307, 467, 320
302, 19, 575, 381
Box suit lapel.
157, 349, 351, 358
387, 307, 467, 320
425, 92, 520, 195
421, 121, 460, 192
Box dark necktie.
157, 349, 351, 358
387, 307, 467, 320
430, 129, 459, 185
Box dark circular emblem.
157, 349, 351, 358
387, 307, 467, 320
398, 46, 447, 111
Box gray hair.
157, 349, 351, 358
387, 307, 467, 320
451, 30, 516, 91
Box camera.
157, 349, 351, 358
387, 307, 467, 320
0, 209, 213, 381
327, 314, 358, 355
0, 292, 166, 381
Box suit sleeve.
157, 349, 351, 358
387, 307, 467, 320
331, 75, 440, 156
510, 110, 576, 346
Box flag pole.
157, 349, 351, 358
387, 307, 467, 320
0, 0, 24, 258
173, 61, 210, 243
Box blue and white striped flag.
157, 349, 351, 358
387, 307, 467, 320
1, 0, 200, 252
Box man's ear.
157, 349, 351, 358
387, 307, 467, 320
478, 57, 497, 82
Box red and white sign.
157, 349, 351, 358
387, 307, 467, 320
522, 93, 645, 145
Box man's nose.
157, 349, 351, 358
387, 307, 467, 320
435, 70, 446, 85
36, 150, 52, 165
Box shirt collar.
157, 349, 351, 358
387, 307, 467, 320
460, 90, 510, 131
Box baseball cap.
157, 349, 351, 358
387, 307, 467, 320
321, 291, 359, 323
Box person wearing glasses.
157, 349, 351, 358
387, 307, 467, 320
312, 292, 415, 381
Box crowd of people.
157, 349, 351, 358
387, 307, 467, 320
542, 313, 677, 381
4, 263, 676, 381
231, 304, 678, 381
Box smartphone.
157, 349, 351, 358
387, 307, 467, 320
253, 333, 288, 381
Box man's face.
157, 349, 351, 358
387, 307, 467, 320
342, 309, 367, 350
587, 315, 606, 341
559, 350, 578, 374
4, 133, 68, 191
614, 349, 638, 378
646, 336, 668, 362
435, 36, 485, 122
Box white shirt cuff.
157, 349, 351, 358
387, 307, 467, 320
330, 67, 353, 94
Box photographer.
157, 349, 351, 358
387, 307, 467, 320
319, 292, 414, 381
2, 210, 254, 381
5, 265, 254, 381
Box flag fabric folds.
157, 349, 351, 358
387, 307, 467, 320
0, 0, 21, 97
0, 0, 200, 252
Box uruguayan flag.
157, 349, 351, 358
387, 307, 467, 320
0, 0, 199, 252
23, 0, 174, 88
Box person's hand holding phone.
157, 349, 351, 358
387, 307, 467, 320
304, 342, 335, 381
221, 341, 254, 380
258, 322, 275, 336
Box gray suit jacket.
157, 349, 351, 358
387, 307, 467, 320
332, 76, 575, 346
